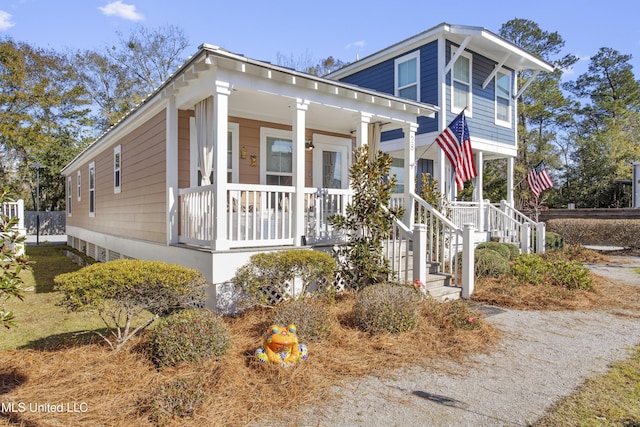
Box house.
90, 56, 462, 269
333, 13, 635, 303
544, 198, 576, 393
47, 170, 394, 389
328, 22, 554, 230
60, 24, 553, 312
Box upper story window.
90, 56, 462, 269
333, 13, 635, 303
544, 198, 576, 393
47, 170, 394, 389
77, 171, 81, 201
89, 162, 95, 217
114, 145, 121, 193
451, 48, 472, 115
260, 128, 292, 186
67, 176, 72, 216
495, 69, 512, 127
395, 51, 420, 101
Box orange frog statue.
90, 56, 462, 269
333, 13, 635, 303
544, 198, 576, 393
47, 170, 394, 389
255, 324, 308, 367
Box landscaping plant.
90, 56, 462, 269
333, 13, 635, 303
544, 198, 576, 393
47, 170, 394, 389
231, 249, 336, 307
352, 282, 421, 334
148, 308, 231, 367
273, 296, 332, 342
0, 188, 29, 329
329, 147, 403, 288
54, 259, 207, 350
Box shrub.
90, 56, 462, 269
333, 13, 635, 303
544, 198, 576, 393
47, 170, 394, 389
475, 242, 511, 260
273, 297, 332, 342
54, 259, 207, 350
511, 253, 594, 290
148, 308, 231, 367
143, 377, 206, 420
352, 283, 420, 334
231, 249, 336, 307
546, 231, 564, 251
511, 254, 548, 285
546, 218, 640, 248
0, 187, 29, 329
475, 249, 510, 278
442, 300, 483, 330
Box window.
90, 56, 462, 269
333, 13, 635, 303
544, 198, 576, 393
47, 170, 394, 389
114, 145, 121, 193
395, 51, 420, 101
88, 162, 95, 217
77, 171, 81, 201
451, 48, 472, 115
495, 69, 512, 127
67, 176, 72, 216
260, 128, 292, 186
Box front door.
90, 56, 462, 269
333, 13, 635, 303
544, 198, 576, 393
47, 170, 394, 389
312, 137, 350, 189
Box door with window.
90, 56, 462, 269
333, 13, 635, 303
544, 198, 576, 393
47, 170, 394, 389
312, 142, 349, 189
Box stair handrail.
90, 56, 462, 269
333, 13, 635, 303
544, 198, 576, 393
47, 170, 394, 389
501, 201, 537, 227
410, 191, 462, 235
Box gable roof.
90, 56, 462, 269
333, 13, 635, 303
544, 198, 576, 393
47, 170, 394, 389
327, 22, 555, 80
62, 44, 438, 174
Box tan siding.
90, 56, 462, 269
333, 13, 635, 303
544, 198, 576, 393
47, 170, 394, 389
232, 116, 351, 186
67, 110, 168, 243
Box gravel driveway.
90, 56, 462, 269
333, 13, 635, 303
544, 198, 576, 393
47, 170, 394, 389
285, 256, 640, 426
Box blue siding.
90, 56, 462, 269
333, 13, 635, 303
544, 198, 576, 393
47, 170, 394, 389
445, 41, 516, 146
338, 42, 439, 139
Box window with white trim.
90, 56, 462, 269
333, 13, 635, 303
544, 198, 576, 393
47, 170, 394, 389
88, 162, 95, 217
451, 48, 472, 115
77, 171, 81, 201
260, 128, 292, 186
67, 176, 72, 216
495, 69, 512, 127
395, 51, 420, 101
114, 145, 121, 193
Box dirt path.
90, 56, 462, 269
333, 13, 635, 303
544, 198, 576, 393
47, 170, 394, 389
281, 256, 640, 426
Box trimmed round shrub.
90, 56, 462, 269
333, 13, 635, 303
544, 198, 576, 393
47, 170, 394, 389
503, 243, 520, 260
352, 283, 421, 334
273, 297, 332, 342
148, 308, 231, 367
476, 242, 511, 260
475, 249, 510, 278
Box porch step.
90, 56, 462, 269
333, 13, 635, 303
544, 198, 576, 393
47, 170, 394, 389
420, 272, 460, 301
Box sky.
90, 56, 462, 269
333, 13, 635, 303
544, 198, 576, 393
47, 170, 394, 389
1, 0, 640, 81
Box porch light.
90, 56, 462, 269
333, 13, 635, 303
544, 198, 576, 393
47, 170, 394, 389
240, 146, 247, 159
305, 140, 314, 150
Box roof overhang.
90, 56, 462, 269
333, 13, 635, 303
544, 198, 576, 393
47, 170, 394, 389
328, 22, 555, 80
62, 44, 438, 174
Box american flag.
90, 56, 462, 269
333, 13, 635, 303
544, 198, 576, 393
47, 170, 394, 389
435, 111, 477, 190
527, 161, 554, 198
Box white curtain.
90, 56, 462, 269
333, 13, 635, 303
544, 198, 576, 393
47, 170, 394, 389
368, 122, 382, 161
195, 97, 214, 185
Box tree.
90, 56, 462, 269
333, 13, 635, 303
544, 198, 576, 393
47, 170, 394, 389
276, 51, 348, 75
0, 37, 93, 209
497, 19, 577, 208
54, 259, 207, 350
0, 188, 29, 329
564, 48, 640, 207
329, 147, 403, 288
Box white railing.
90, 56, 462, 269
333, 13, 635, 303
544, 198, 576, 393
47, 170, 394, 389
303, 188, 351, 244
486, 203, 521, 245
227, 184, 295, 247
411, 192, 465, 286
1, 200, 26, 256
179, 184, 296, 248
384, 215, 413, 283
450, 201, 480, 229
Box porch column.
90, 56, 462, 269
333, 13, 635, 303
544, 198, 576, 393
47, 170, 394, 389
354, 112, 372, 149
507, 156, 515, 206
474, 151, 484, 232
213, 81, 231, 251
166, 94, 179, 245
403, 123, 418, 226
293, 99, 309, 246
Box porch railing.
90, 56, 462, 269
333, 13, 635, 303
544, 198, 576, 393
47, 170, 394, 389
303, 188, 351, 244
1, 199, 26, 256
